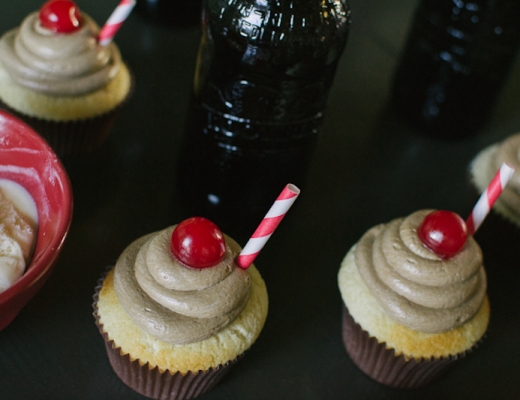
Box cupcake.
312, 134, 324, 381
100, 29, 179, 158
0, 0, 133, 157
469, 133, 520, 227
93, 217, 268, 400
338, 210, 489, 388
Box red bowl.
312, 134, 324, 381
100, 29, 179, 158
0, 110, 73, 330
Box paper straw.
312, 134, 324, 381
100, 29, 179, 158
466, 162, 515, 234
236, 184, 300, 269
98, 0, 136, 46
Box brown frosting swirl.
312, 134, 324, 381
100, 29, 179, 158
113, 226, 251, 345
489, 133, 520, 216
355, 210, 487, 333
0, 12, 121, 96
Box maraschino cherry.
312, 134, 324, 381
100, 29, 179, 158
418, 210, 468, 259
40, 0, 82, 33
170, 217, 226, 269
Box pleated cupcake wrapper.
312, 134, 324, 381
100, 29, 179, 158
92, 269, 241, 400
0, 74, 134, 159
341, 304, 482, 389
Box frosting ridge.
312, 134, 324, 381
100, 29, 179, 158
114, 226, 251, 345
0, 12, 121, 96
355, 210, 486, 333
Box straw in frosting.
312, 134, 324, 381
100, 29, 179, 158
236, 184, 300, 269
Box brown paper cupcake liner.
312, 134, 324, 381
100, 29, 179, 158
92, 269, 241, 400
0, 75, 134, 159
341, 304, 481, 389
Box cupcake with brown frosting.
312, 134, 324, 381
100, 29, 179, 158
93, 217, 268, 400
0, 0, 133, 157
338, 210, 489, 388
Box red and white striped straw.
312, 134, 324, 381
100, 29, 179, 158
466, 162, 515, 234
236, 184, 300, 269
98, 0, 136, 46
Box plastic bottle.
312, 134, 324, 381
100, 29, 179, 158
391, 0, 520, 139
176, 0, 351, 241
136, 0, 202, 26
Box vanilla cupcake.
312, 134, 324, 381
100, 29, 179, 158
93, 217, 268, 400
338, 210, 489, 388
0, 0, 133, 157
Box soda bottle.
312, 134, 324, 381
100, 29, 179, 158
176, 0, 351, 242
391, 0, 520, 139
136, 0, 202, 26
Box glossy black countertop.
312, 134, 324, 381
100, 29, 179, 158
2, 1, 520, 399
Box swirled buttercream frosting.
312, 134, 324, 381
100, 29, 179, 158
0, 12, 121, 96
355, 210, 486, 333
113, 226, 251, 345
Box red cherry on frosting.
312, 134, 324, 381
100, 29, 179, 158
418, 210, 468, 259
170, 217, 226, 269
40, 0, 82, 33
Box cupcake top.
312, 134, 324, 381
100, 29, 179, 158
0, 7, 121, 96
113, 224, 252, 345
354, 210, 486, 333
471, 133, 520, 224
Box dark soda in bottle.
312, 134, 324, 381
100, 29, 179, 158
136, 0, 202, 26
391, 0, 520, 139
176, 0, 351, 242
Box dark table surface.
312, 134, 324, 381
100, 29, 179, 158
2, 1, 520, 399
